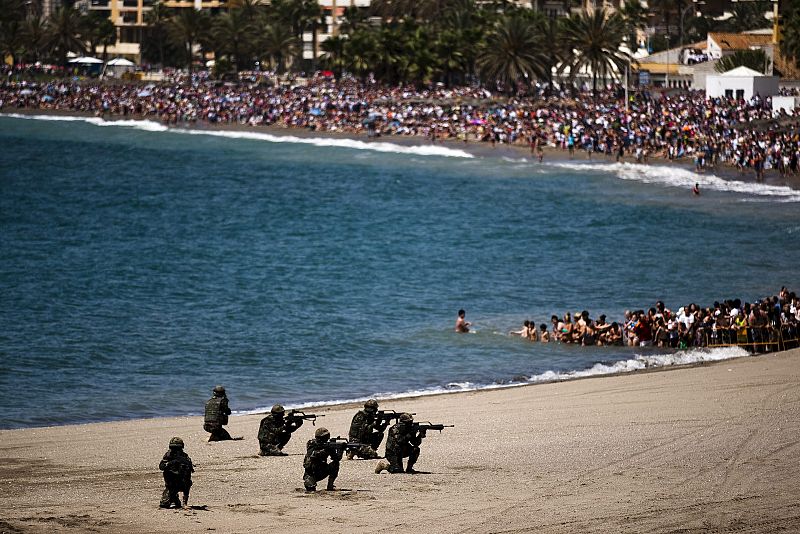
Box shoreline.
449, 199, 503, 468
2, 346, 800, 533
5, 107, 800, 192
1, 344, 753, 432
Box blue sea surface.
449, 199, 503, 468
1, 115, 798, 428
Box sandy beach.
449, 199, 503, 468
3, 348, 800, 533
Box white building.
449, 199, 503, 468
705, 66, 779, 100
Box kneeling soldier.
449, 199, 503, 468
375, 413, 423, 474
258, 404, 303, 456
204, 385, 233, 442
303, 428, 339, 492
347, 399, 387, 459
159, 437, 194, 508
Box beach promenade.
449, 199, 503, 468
3, 348, 800, 533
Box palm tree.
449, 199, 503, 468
143, 1, 171, 67
320, 34, 346, 76
723, 1, 770, 32
619, 0, 648, 52
168, 9, 210, 74
715, 49, 771, 74
258, 20, 298, 72
45, 6, 86, 68
476, 15, 544, 94
214, 9, 256, 71
0, 0, 25, 69
97, 17, 116, 63
560, 8, 634, 96
22, 14, 48, 63
343, 29, 378, 81
783, 1, 800, 69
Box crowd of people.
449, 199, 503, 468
4, 73, 800, 179
506, 287, 800, 352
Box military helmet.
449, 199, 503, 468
169, 437, 184, 448
271, 404, 285, 415
314, 427, 330, 441
213, 385, 226, 396
399, 413, 413, 423
364, 399, 379, 412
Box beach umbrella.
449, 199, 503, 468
137, 90, 152, 97
106, 58, 135, 67
19, 89, 34, 95
309, 107, 324, 116
69, 57, 103, 64
41, 95, 54, 102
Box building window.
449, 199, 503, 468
725, 89, 733, 98
736, 89, 745, 99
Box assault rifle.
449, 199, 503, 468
324, 437, 363, 460
375, 410, 416, 425
412, 422, 454, 435
286, 410, 324, 426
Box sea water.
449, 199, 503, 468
1, 114, 798, 429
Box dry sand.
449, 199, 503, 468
3, 349, 800, 533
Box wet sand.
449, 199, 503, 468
2, 348, 800, 533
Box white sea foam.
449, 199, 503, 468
171, 127, 475, 158
2, 113, 474, 158
2, 113, 169, 132
549, 161, 800, 202
232, 346, 751, 416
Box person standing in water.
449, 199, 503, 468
455, 309, 471, 333
692, 183, 700, 196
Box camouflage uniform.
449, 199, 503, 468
204, 387, 232, 442
383, 418, 423, 473
303, 430, 339, 491
348, 408, 386, 459
159, 439, 194, 508
257, 406, 302, 456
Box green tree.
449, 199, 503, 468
257, 20, 298, 72
783, 1, 800, 69
0, 0, 27, 68
560, 8, 634, 96
715, 49, 771, 74
45, 6, 86, 68
168, 9, 211, 74
723, 1, 770, 33
22, 14, 48, 63
476, 15, 543, 94
319, 34, 346, 76
142, 1, 173, 67
214, 8, 256, 71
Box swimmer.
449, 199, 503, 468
455, 309, 471, 333
692, 183, 700, 195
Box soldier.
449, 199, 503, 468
159, 437, 194, 509
347, 399, 387, 459
375, 413, 424, 474
303, 427, 338, 492
257, 404, 303, 456
204, 385, 234, 442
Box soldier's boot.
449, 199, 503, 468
375, 459, 390, 474
159, 489, 172, 508
304, 473, 317, 492
326, 473, 337, 491
182, 490, 189, 508
361, 446, 380, 460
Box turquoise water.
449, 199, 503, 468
1, 115, 798, 428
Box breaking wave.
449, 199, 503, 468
549, 161, 800, 202
233, 346, 751, 416
1, 113, 474, 158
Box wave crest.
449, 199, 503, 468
1, 113, 474, 158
